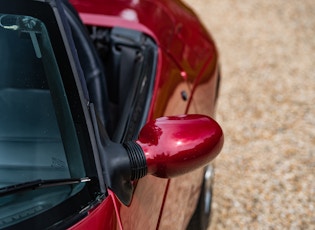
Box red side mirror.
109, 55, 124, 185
95, 112, 223, 205
136, 114, 223, 178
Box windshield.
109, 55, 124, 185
0, 13, 87, 228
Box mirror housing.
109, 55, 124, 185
136, 114, 223, 178
94, 113, 223, 205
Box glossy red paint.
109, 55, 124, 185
137, 115, 223, 178
69, 196, 118, 230
67, 0, 221, 229
70, 0, 218, 119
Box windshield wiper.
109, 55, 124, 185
0, 177, 91, 197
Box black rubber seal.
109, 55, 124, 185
123, 141, 147, 180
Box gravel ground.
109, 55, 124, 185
183, 0, 315, 229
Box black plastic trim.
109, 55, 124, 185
124, 141, 147, 180
88, 26, 158, 142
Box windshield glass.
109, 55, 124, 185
0, 13, 86, 228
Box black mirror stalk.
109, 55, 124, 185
90, 103, 146, 205
90, 104, 223, 206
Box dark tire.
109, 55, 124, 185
187, 165, 214, 230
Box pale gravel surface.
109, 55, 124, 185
182, 0, 315, 229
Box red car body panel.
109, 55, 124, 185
69, 0, 218, 118
68, 0, 219, 229
69, 193, 119, 229
138, 115, 223, 178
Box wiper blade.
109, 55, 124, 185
0, 177, 91, 197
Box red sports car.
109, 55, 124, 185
0, 0, 223, 229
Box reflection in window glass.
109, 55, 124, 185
0, 14, 85, 227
